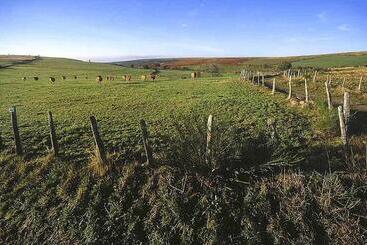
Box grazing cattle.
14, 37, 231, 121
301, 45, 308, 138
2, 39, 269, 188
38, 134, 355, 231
74, 75, 77, 79
49, 77, 56, 83
85, 76, 88, 79
191, 72, 197, 79
141, 75, 147, 81
106, 75, 110, 81
61, 76, 66, 80
96, 75, 103, 82
150, 74, 157, 81
21, 77, 27, 81
125, 75, 131, 81
33, 77, 39, 81
122, 75, 126, 81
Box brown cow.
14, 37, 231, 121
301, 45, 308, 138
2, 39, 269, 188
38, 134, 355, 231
150, 74, 157, 81
49, 77, 56, 83
96, 75, 103, 82
33, 77, 39, 81
126, 75, 131, 81
74, 75, 77, 79
21, 77, 27, 81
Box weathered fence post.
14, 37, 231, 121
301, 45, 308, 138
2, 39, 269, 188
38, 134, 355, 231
10, 106, 22, 155
206, 115, 213, 165
337, 106, 347, 146
272, 78, 276, 95
312, 70, 317, 83
325, 82, 332, 110
305, 79, 309, 103
287, 76, 292, 100
140, 119, 154, 165
358, 76, 363, 92
48, 111, 59, 156
343, 92, 350, 133
89, 116, 107, 164
262, 73, 265, 86
257, 72, 260, 86
0, 122, 3, 149
267, 118, 278, 140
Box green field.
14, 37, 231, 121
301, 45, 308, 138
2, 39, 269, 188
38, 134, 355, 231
1, 57, 366, 243
292, 53, 367, 68
0, 57, 309, 162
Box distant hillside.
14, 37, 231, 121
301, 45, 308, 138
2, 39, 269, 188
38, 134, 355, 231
292, 52, 367, 68
113, 51, 367, 71
0, 55, 38, 68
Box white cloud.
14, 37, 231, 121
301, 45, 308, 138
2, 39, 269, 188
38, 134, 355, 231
317, 11, 327, 22
181, 23, 188, 28
338, 24, 351, 32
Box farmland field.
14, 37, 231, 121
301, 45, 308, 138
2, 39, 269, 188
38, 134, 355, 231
1, 56, 367, 243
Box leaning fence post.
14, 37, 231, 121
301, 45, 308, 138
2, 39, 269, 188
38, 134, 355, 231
140, 119, 154, 165
325, 82, 333, 110
338, 106, 347, 146
272, 78, 276, 95
89, 116, 107, 164
358, 76, 363, 92
287, 76, 292, 100
312, 70, 317, 83
206, 115, 213, 165
9, 106, 22, 155
305, 79, 309, 103
48, 111, 59, 156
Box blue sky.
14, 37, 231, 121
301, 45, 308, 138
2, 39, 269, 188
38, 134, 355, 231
0, 0, 366, 61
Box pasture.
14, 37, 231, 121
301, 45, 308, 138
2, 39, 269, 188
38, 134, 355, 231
1, 56, 367, 243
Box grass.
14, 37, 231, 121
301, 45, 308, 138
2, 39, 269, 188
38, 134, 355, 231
0, 56, 367, 243
293, 53, 367, 68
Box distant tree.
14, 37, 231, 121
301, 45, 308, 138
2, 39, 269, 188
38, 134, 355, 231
202, 64, 220, 76
277, 62, 292, 70
130, 64, 134, 68
143, 64, 150, 69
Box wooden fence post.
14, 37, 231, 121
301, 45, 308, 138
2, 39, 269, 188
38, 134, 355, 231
206, 115, 213, 165
89, 116, 107, 164
257, 72, 260, 86
343, 92, 350, 133
358, 76, 363, 92
338, 106, 347, 146
272, 78, 276, 95
0, 122, 2, 149
313, 70, 317, 83
48, 111, 59, 156
305, 79, 309, 103
267, 118, 278, 140
325, 82, 333, 110
262, 74, 265, 86
140, 119, 154, 165
9, 106, 22, 155
287, 76, 292, 100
